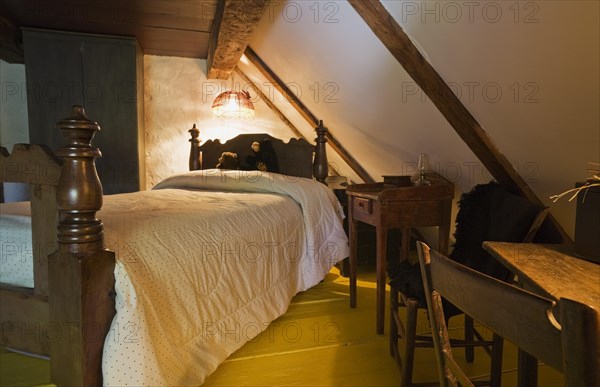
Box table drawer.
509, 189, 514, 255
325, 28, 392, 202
388, 200, 444, 227
353, 197, 373, 215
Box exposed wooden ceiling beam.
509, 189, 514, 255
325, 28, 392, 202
349, 0, 571, 243
0, 15, 24, 63
206, 0, 270, 79
244, 46, 375, 183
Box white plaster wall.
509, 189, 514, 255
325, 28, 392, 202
143, 55, 298, 189
248, 0, 599, 238
0, 60, 30, 201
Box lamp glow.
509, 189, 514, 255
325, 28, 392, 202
212, 90, 255, 119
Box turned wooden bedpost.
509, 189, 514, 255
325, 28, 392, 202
189, 123, 202, 171
313, 120, 328, 183
48, 106, 116, 387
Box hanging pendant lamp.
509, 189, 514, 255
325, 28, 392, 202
212, 71, 254, 120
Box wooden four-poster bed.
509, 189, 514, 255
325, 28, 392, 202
0, 105, 347, 386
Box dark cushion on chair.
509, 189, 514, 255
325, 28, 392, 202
389, 260, 425, 306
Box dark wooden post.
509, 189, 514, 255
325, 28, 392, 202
189, 123, 202, 171
313, 120, 328, 183
48, 106, 116, 387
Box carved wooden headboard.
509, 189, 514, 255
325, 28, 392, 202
188, 123, 328, 181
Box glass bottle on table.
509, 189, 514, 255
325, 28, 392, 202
413, 153, 431, 185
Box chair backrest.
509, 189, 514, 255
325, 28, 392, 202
416, 241, 600, 387
450, 182, 545, 282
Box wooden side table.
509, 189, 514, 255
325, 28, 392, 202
346, 173, 454, 334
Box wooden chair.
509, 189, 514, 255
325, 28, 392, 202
417, 241, 600, 387
389, 269, 504, 387
389, 183, 549, 386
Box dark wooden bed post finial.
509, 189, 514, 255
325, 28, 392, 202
313, 120, 328, 183
189, 123, 202, 171
49, 105, 116, 387
55, 105, 104, 252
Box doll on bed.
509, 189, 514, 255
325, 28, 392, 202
246, 140, 279, 173
216, 151, 239, 170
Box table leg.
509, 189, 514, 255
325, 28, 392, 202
514, 276, 538, 387
349, 217, 358, 308
438, 226, 449, 256
376, 222, 388, 335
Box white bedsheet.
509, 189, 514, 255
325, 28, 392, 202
1, 170, 349, 386
0, 201, 35, 288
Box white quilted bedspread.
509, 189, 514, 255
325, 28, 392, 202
0, 201, 34, 288
1, 170, 349, 386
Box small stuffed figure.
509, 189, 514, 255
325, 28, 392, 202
245, 140, 279, 172
216, 151, 239, 170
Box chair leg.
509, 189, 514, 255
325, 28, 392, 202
389, 290, 420, 387
390, 286, 399, 357
401, 297, 419, 387
464, 315, 475, 362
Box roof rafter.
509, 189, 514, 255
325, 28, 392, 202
206, 0, 270, 79
235, 66, 304, 139
235, 66, 340, 176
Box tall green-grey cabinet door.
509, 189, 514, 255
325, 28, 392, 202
23, 28, 145, 194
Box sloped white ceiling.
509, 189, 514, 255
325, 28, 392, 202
247, 0, 599, 238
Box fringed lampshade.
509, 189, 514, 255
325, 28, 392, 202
212, 90, 255, 119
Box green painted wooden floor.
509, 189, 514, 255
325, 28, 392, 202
1, 264, 564, 386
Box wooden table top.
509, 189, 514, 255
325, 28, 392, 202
346, 173, 454, 201
483, 242, 600, 311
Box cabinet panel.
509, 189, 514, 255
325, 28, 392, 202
23, 28, 145, 194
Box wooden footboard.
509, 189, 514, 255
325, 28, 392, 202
1, 144, 61, 355
0, 144, 61, 296
2, 106, 114, 385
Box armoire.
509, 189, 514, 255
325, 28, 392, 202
23, 28, 145, 194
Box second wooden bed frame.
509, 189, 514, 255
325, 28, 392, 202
0, 105, 330, 386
